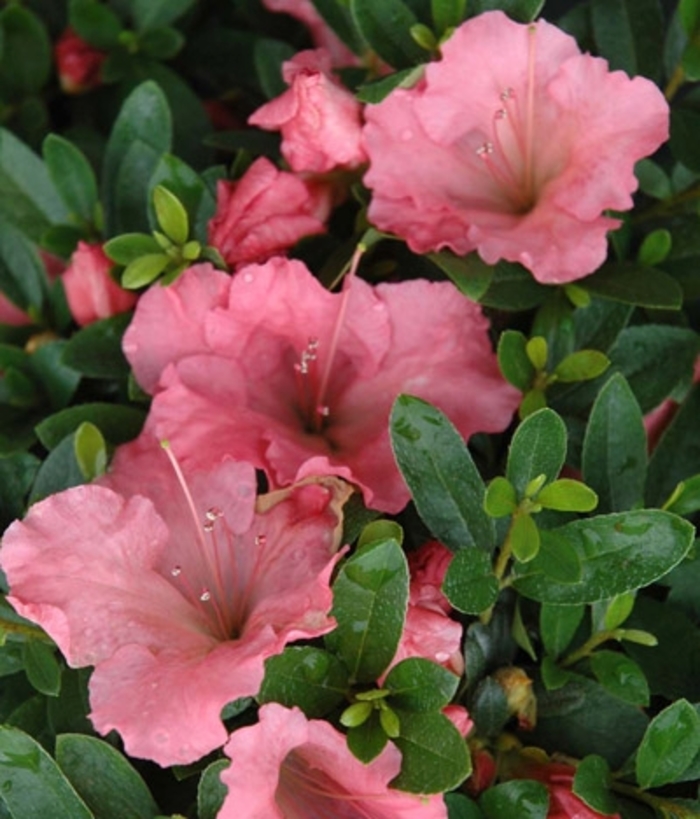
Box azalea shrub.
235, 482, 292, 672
1, 0, 700, 818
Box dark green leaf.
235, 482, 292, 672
590, 0, 664, 80
0, 218, 48, 315
138, 27, 185, 60
43, 135, 99, 225
0, 7, 51, 99
31, 341, 82, 411
470, 677, 510, 738
56, 734, 159, 819
471, 0, 545, 23
21, 641, 61, 697
432, 0, 467, 33
197, 759, 228, 819
254, 38, 296, 98
541, 655, 572, 690
666, 474, 700, 517
258, 647, 349, 718
635, 159, 672, 200
428, 251, 494, 302
670, 108, 700, 172
390, 395, 495, 552
442, 548, 499, 615
636, 700, 700, 789
573, 755, 619, 816
540, 603, 585, 658
350, 0, 426, 68
513, 511, 694, 604
478, 261, 548, 311
589, 651, 650, 706
131, 0, 196, 32
0, 726, 93, 819
310, 0, 366, 54
68, 0, 123, 49
506, 409, 567, 499
29, 434, 86, 503
356, 66, 423, 103
61, 313, 133, 379
582, 374, 647, 514
445, 793, 485, 819
480, 780, 549, 819
497, 330, 534, 392
347, 712, 388, 763
384, 658, 459, 711
102, 82, 172, 235
391, 711, 471, 793
35, 403, 145, 450
680, 0, 700, 34
0, 452, 39, 531
326, 538, 409, 683
583, 263, 683, 310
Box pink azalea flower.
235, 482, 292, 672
249, 49, 367, 174
62, 241, 137, 326
123, 259, 518, 513
260, 0, 359, 67
363, 11, 669, 284
218, 703, 448, 817
207, 157, 332, 269
0, 433, 350, 766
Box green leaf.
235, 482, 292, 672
254, 37, 296, 98
197, 759, 228, 819
104, 233, 161, 265
0, 452, 39, 531
479, 261, 548, 311
390, 395, 495, 552
0, 726, 93, 819
61, 313, 133, 379
583, 262, 683, 310
153, 185, 189, 245
68, 0, 123, 49
442, 549, 499, 615
484, 477, 517, 518
589, 651, 650, 706
573, 755, 619, 816
131, 0, 196, 32
603, 592, 636, 630
540, 603, 585, 658
427, 251, 494, 302
347, 712, 388, 763
309, 0, 366, 54
513, 511, 694, 605
350, 0, 426, 69
35, 403, 146, 450
666, 474, 700, 516
510, 513, 540, 563
541, 655, 572, 690
480, 780, 549, 819
29, 433, 86, 503
506, 408, 567, 499
582, 374, 647, 514
680, 0, 700, 34
636, 700, 700, 789
258, 647, 349, 718
102, 82, 172, 235
357, 519, 403, 549
670, 108, 700, 173
471, 0, 545, 23
635, 159, 672, 200
56, 734, 159, 819
536, 479, 598, 513
0, 7, 51, 99
356, 66, 424, 103
497, 330, 535, 392
73, 422, 107, 481
471, 677, 510, 738
0, 218, 48, 315
553, 351, 610, 383
590, 0, 664, 81
638, 229, 672, 267
138, 27, 185, 60
384, 658, 459, 712
525, 337, 547, 371
431, 0, 467, 32
21, 641, 61, 697
391, 711, 471, 793
121, 253, 169, 289
326, 538, 409, 683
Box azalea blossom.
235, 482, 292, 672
249, 49, 368, 174
363, 11, 669, 284
62, 241, 137, 326
54, 27, 107, 94
218, 703, 448, 818
0, 434, 349, 766
123, 258, 518, 513
207, 157, 332, 269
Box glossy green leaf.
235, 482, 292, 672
0, 218, 48, 315
347, 712, 388, 763
42, 135, 98, 225
0, 451, 39, 531
589, 651, 650, 706
326, 538, 409, 683
510, 513, 540, 563
536, 479, 598, 513
479, 261, 548, 311
384, 658, 459, 712
390, 395, 494, 552
666, 474, 700, 516
0, 726, 93, 819
148, 154, 216, 244
391, 711, 471, 794
671, 108, 700, 173
357, 519, 403, 549
445, 793, 486, 819
442, 548, 499, 615
431, 0, 467, 32
603, 592, 636, 631
138, 27, 185, 59
638, 229, 672, 266
121, 253, 169, 289
497, 330, 534, 391
553, 351, 610, 383
21, 641, 61, 697
73, 422, 107, 481
506, 408, 567, 499
513, 511, 694, 605
540, 603, 585, 658
525, 337, 548, 371
471, 0, 545, 23
590, 0, 664, 80
680, 0, 700, 34
470, 676, 510, 737
582, 374, 647, 514
480, 780, 549, 819
68, 0, 122, 48
541, 655, 572, 690
29, 433, 86, 503
583, 263, 683, 310
153, 185, 189, 245
428, 251, 494, 302
340, 701, 373, 727
104, 234, 162, 265
197, 759, 228, 819
35, 403, 146, 450
350, 0, 426, 68
309, 0, 366, 54
636, 700, 700, 789
131, 0, 196, 32
484, 477, 517, 518
258, 647, 349, 718
573, 755, 619, 816
61, 313, 133, 380
0, 6, 51, 99
56, 734, 159, 819
635, 159, 672, 199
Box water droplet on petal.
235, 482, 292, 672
205, 507, 223, 521
255, 534, 267, 547
495, 108, 507, 119
476, 141, 494, 157
171, 565, 182, 577
317, 405, 330, 417
200, 589, 211, 602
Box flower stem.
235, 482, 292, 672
560, 629, 623, 668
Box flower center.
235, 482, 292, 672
475, 24, 539, 214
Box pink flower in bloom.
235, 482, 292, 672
54, 28, 107, 94
249, 49, 367, 174
218, 703, 447, 818
207, 157, 332, 269
123, 259, 518, 513
260, 0, 359, 67
0, 433, 349, 766
62, 242, 137, 326
363, 11, 669, 284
